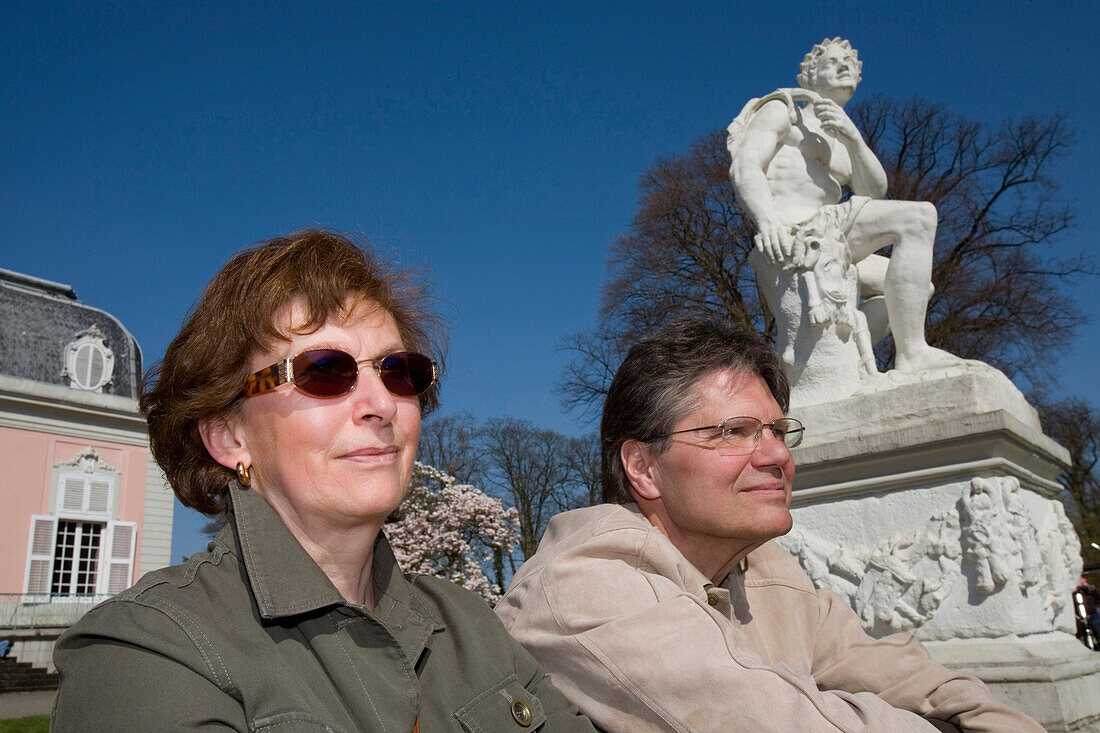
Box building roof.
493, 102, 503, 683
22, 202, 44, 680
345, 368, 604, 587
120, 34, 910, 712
0, 268, 143, 399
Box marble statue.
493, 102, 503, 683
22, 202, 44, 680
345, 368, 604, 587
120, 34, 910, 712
727, 43, 1098, 727
728, 38, 961, 404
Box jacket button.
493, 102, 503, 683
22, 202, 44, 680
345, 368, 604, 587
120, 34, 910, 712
511, 699, 533, 727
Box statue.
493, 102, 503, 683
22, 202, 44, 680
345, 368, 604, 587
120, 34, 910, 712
728, 38, 962, 403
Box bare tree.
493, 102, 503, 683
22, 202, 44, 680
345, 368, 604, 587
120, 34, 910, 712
480, 417, 575, 560
558, 130, 761, 418
559, 96, 1088, 411
851, 96, 1088, 379
418, 414, 596, 562
561, 433, 602, 511
417, 412, 487, 485
1036, 398, 1100, 570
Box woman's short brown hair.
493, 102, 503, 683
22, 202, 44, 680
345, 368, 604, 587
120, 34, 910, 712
141, 229, 444, 516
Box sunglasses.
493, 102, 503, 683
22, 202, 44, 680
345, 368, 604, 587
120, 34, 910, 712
242, 349, 438, 399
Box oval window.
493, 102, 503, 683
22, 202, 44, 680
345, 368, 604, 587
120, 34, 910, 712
64, 326, 115, 392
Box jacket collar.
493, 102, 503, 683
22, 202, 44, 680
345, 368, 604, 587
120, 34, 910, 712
221, 481, 345, 618
618, 502, 719, 592
220, 480, 442, 636
371, 534, 447, 649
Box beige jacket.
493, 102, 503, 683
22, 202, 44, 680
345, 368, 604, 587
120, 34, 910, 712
496, 503, 1043, 732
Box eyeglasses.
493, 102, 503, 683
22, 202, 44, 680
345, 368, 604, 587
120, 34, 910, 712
242, 349, 438, 399
650, 416, 804, 453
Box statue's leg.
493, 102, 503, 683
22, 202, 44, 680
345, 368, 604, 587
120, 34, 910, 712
853, 308, 877, 376
855, 254, 890, 345
856, 253, 934, 346
855, 253, 888, 298
847, 200, 960, 371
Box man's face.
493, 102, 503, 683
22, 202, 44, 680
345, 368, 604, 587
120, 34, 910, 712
811, 46, 858, 94
642, 370, 795, 564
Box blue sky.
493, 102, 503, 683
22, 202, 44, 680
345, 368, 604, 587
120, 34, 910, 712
2, 1, 1097, 561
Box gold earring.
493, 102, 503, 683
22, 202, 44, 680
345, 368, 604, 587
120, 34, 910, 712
235, 461, 251, 488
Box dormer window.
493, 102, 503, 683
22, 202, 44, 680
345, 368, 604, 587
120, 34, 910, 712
63, 325, 115, 392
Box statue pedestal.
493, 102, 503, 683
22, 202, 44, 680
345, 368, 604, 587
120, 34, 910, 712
783, 364, 1100, 732
925, 635, 1100, 733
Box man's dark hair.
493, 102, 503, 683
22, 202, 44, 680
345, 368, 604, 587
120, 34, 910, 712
600, 316, 789, 504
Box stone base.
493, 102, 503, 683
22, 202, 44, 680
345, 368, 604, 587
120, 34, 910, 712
926, 634, 1100, 732
778, 364, 1095, 730
791, 361, 1068, 501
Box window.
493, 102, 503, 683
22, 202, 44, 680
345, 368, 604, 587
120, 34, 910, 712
63, 325, 115, 392
23, 517, 136, 597
22, 447, 135, 598
51, 521, 103, 595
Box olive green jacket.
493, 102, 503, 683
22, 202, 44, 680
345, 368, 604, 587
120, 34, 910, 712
52, 483, 595, 732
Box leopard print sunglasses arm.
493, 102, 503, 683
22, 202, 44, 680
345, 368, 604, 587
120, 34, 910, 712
241, 360, 292, 398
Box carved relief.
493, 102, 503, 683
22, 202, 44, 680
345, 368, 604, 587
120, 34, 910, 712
783, 480, 1078, 635
1038, 500, 1082, 626
959, 477, 1027, 594
54, 446, 120, 477
782, 509, 961, 636
1005, 479, 1043, 592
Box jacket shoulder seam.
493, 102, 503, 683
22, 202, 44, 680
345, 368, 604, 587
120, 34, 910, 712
127, 594, 239, 697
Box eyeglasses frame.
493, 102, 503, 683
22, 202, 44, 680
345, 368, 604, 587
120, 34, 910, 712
648, 416, 804, 452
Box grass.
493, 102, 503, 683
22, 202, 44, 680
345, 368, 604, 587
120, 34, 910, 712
0, 716, 49, 733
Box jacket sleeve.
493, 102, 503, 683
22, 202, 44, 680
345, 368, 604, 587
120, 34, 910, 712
808, 587, 1045, 733
497, 527, 941, 733
410, 573, 598, 732
509, 629, 601, 732
52, 598, 248, 732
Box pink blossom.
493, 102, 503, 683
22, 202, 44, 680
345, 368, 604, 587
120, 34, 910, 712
386, 462, 520, 604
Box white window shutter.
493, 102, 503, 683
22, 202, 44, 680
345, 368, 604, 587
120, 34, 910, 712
88, 479, 111, 514
61, 475, 88, 512
23, 515, 58, 597
99, 521, 137, 594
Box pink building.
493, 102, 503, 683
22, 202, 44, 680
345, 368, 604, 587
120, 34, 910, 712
0, 268, 174, 672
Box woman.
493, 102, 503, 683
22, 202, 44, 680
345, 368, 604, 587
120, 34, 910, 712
52, 230, 593, 732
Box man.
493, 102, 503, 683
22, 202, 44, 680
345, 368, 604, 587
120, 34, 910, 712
729, 38, 955, 372
496, 316, 1042, 731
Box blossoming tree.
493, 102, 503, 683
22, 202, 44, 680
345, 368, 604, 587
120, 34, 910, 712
386, 461, 520, 604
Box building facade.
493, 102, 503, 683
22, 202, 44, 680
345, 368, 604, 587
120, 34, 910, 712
0, 268, 173, 670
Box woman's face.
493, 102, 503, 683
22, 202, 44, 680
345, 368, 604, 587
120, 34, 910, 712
227, 297, 421, 535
